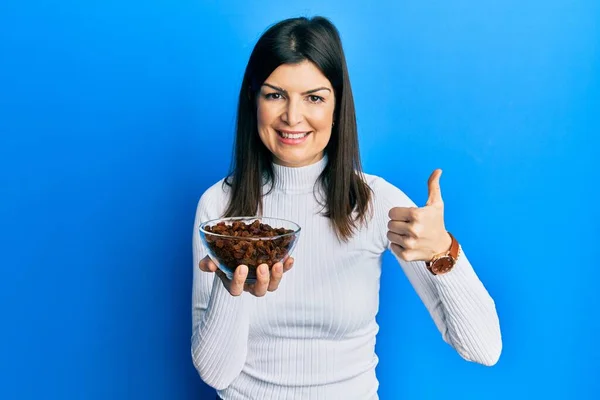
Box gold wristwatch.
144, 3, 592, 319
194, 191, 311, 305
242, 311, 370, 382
425, 232, 460, 275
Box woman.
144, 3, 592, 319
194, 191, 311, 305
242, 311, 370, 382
191, 16, 502, 400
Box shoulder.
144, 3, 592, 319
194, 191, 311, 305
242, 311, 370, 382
198, 177, 231, 203
194, 177, 231, 222
360, 172, 417, 210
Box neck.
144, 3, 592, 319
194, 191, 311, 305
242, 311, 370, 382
269, 155, 328, 193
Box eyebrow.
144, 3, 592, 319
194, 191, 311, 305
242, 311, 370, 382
262, 83, 331, 95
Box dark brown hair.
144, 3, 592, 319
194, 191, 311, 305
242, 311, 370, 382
223, 16, 372, 242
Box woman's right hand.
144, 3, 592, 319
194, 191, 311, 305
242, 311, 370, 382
198, 256, 294, 297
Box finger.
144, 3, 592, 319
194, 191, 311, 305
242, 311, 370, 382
199, 256, 218, 272
391, 243, 418, 262
426, 169, 443, 206
387, 230, 416, 250
268, 262, 284, 292
282, 256, 295, 273
387, 219, 412, 236
388, 207, 417, 222
390, 242, 405, 256
251, 264, 270, 297
229, 265, 248, 296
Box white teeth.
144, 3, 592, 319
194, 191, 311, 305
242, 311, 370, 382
279, 131, 308, 139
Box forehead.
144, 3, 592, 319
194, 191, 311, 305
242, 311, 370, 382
264, 60, 332, 91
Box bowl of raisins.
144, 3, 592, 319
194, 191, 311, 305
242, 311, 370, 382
199, 217, 301, 283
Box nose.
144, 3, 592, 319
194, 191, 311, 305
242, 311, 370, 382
281, 97, 302, 126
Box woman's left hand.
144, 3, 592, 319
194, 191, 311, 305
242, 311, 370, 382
387, 169, 453, 262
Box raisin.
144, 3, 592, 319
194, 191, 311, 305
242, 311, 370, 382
203, 220, 296, 277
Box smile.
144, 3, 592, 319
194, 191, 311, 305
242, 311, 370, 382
277, 130, 310, 139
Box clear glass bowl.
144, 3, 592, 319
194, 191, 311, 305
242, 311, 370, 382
199, 216, 301, 283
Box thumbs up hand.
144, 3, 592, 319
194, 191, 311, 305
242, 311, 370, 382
387, 169, 453, 262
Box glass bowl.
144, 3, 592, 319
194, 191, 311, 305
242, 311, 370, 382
199, 216, 301, 283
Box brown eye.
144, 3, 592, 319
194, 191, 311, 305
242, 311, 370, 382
308, 95, 324, 103
265, 93, 282, 100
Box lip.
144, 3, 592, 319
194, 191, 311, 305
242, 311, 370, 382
277, 129, 310, 134
276, 129, 311, 145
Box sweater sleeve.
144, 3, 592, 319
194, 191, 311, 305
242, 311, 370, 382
374, 177, 502, 366
190, 186, 251, 389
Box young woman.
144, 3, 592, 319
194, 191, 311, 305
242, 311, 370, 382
191, 16, 502, 400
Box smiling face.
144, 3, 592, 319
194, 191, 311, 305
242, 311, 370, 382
256, 60, 336, 167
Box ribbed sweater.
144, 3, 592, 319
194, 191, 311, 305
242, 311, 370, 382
191, 156, 502, 400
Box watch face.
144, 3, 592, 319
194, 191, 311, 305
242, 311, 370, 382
431, 256, 454, 275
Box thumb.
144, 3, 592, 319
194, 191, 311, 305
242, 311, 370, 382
425, 169, 443, 206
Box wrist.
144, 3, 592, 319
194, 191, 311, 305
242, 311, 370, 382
434, 231, 453, 256
426, 232, 460, 275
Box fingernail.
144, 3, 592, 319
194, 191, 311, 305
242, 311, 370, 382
240, 265, 248, 275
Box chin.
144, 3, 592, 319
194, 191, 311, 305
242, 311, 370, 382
273, 152, 323, 168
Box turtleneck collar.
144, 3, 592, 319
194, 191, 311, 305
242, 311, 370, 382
269, 155, 328, 193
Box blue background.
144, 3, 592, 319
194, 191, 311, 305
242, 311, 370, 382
1, 0, 598, 399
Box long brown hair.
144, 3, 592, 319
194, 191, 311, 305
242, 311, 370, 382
223, 16, 372, 242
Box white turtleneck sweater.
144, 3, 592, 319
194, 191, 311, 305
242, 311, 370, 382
191, 157, 502, 400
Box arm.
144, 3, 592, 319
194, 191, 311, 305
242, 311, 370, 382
191, 190, 251, 389
376, 177, 502, 366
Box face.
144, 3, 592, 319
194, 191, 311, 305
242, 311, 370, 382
256, 60, 336, 167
